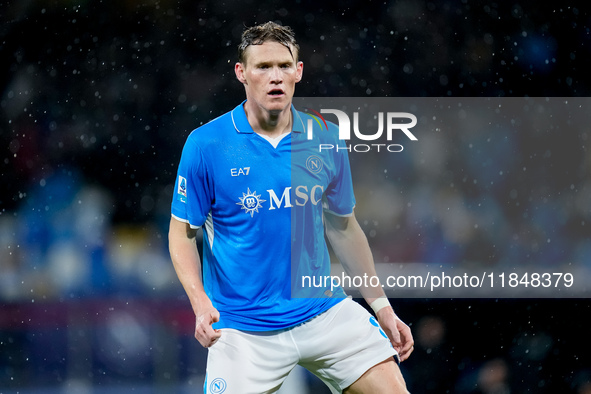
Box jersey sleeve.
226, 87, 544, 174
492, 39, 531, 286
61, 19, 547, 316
323, 139, 356, 216
171, 136, 213, 228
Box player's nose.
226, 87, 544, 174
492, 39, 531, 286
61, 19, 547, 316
270, 66, 283, 82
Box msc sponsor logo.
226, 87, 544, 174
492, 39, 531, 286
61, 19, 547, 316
236, 188, 266, 217
237, 185, 324, 216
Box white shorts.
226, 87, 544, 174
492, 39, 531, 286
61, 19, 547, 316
204, 297, 398, 394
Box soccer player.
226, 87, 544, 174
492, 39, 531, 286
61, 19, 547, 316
168, 21, 413, 393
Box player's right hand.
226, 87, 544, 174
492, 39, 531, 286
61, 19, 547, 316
376, 307, 414, 362
194, 307, 222, 348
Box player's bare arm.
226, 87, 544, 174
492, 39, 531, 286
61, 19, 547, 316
168, 217, 221, 348
323, 211, 414, 361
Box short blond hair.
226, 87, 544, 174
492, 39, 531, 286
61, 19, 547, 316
237, 21, 299, 64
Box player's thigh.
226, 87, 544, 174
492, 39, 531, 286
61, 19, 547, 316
205, 329, 297, 394
343, 358, 409, 394
296, 298, 399, 392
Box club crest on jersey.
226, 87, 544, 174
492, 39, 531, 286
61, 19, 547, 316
209, 378, 227, 393
177, 176, 187, 203
237, 188, 266, 217
306, 155, 323, 174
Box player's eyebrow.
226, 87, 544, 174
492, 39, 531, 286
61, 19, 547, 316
252, 57, 295, 68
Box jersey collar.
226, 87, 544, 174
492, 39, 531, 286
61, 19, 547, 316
231, 100, 305, 134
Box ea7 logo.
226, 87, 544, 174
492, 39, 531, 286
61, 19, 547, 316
231, 167, 250, 177
307, 110, 417, 141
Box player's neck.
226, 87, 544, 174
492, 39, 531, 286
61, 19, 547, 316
245, 102, 292, 138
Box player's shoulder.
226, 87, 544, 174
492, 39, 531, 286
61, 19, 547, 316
186, 109, 235, 145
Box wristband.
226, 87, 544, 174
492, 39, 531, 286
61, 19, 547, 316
369, 297, 391, 314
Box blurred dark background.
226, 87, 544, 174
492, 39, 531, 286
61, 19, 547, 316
1, 0, 590, 393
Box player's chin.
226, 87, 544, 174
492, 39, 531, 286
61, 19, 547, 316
266, 101, 290, 113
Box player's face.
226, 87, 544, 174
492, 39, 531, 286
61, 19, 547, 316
235, 41, 303, 115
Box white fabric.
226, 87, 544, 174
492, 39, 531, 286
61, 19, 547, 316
204, 297, 397, 394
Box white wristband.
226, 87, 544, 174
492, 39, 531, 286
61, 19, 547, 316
369, 297, 391, 314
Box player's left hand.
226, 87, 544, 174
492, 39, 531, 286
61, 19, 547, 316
376, 307, 414, 362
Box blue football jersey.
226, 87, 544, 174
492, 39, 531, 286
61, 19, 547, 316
171, 101, 356, 331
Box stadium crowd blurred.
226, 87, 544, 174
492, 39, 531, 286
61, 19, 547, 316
1, 0, 590, 393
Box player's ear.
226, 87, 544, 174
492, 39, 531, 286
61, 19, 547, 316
295, 61, 303, 83
235, 62, 247, 84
